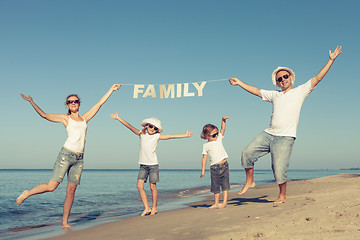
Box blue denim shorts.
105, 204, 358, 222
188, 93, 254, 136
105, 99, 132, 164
50, 147, 84, 185
242, 131, 295, 184
138, 164, 159, 183
210, 161, 230, 193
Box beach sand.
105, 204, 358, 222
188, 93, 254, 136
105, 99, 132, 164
49, 174, 360, 240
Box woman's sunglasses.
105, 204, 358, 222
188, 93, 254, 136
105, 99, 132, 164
277, 74, 290, 82
147, 124, 159, 131
66, 100, 80, 104
211, 132, 219, 138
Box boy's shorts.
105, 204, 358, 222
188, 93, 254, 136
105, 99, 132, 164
138, 164, 159, 183
210, 161, 230, 194
50, 147, 84, 185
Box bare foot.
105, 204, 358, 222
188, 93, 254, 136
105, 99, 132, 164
218, 203, 227, 209
150, 208, 158, 216
209, 203, 219, 209
16, 190, 29, 206
62, 226, 72, 233
61, 222, 72, 229
140, 208, 151, 216
238, 182, 256, 195
274, 195, 286, 204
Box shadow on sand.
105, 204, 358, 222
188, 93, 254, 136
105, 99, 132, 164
188, 195, 272, 208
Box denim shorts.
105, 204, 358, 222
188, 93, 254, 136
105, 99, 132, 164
210, 161, 230, 194
138, 164, 159, 183
242, 131, 295, 184
50, 147, 84, 185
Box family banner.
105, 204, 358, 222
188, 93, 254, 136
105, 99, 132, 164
124, 79, 227, 99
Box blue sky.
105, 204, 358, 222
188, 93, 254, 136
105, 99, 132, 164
1, 0, 359, 170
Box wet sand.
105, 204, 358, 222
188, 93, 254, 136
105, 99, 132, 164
49, 174, 360, 240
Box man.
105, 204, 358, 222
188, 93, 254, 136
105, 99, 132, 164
229, 46, 342, 203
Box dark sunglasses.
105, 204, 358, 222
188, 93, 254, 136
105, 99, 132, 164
66, 100, 80, 104
277, 74, 290, 82
211, 132, 219, 138
148, 124, 159, 131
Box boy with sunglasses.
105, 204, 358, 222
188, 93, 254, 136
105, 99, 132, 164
228, 46, 342, 204
110, 113, 193, 216
201, 116, 230, 209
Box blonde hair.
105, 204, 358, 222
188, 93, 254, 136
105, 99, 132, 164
201, 124, 217, 139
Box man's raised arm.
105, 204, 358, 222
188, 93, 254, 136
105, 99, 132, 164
311, 45, 342, 89
229, 78, 262, 98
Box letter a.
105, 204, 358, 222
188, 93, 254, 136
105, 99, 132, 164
143, 85, 157, 98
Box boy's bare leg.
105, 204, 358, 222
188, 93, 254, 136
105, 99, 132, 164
238, 168, 256, 195
219, 191, 228, 209
150, 183, 158, 215
209, 193, 220, 209
137, 180, 151, 216
16, 180, 60, 205
62, 183, 77, 228
274, 182, 287, 203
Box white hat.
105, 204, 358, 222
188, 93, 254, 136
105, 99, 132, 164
272, 66, 295, 86
141, 117, 163, 133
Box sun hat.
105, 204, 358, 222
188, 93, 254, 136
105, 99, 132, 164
271, 66, 295, 86
141, 117, 163, 133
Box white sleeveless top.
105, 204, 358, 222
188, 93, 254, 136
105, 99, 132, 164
63, 116, 88, 153
138, 133, 160, 165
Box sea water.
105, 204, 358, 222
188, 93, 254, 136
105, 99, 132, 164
0, 168, 358, 240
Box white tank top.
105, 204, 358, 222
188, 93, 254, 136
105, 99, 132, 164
138, 133, 160, 165
63, 116, 87, 153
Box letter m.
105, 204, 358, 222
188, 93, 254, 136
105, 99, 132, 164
159, 84, 175, 99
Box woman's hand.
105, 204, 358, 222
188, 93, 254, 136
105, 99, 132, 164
20, 94, 33, 102
111, 84, 121, 91
110, 112, 119, 120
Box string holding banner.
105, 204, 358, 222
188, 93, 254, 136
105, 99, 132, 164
120, 79, 228, 99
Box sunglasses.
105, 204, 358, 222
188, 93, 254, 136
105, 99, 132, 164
211, 132, 219, 138
66, 100, 80, 104
147, 124, 159, 131
277, 74, 290, 83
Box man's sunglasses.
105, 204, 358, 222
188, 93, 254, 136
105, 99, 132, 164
66, 100, 80, 104
277, 74, 290, 83
148, 124, 159, 131
211, 132, 218, 138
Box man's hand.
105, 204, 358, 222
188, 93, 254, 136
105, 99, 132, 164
329, 45, 342, 61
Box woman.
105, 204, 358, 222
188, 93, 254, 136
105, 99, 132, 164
16, 84, 120, 228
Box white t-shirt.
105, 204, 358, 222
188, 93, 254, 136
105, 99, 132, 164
63, 116, 87, 153
260, 79, 313, 138
138, 133, 160, 165
202, 133, 228, 166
